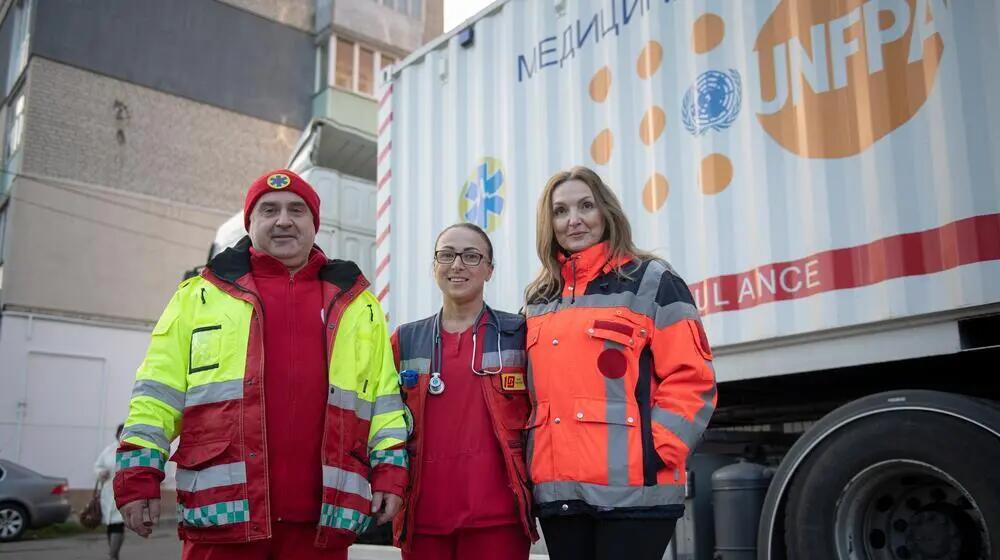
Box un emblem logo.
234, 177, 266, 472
682, 69, 742, 136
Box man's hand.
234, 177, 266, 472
120, 498, 160, 538
370, 491, 403, 525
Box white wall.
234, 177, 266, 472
0, 313, 176, 488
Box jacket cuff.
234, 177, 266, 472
114, 467, 164, 509
113, 443, 165, 509
370, 464, 407, 497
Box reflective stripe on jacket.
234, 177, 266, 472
113, 237, 407, 548
390, 307, 538, 550
524, 242, 716, 518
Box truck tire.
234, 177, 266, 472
784, 411, 1000, 560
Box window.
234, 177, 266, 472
315, 41, 329, 93
335, 37, 354, 89
381, 0, 422, 17
5, 93, 24, 161
357, 47, 374, 95
7, 0, 32, 89
332, 36, 399, 97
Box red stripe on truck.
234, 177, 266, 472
692, 213, 1000, 316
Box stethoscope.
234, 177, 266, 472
427, 305, 504, 396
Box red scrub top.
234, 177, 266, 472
413, 320, 520, 535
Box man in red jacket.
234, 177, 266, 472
115, 170, 406, 559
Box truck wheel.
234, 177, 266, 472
0, 502, 28, 542
785, 411, 999, 560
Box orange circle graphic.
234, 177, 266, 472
636, 41, 663, 79
590, 66, 612, 102
591, 129, 614, 165
639, 106, 666, 146
699, 154, 733, 195
692, 13, 725, 54
643, 173, 670, 212
754, 0, 944, 158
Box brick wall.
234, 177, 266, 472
21, 58, 302, 212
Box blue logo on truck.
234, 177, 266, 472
682, 69, 742, 136
459, 157, 506, 233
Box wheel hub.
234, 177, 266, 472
0, 508, 24, 538
833, 460, 990, 560
904, 509, 960, 559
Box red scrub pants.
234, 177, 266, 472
182, 522, 347, 560
402, 524, 530, 560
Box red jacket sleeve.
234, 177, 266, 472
113, 442, 165, 509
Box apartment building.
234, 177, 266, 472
0, 0, 440, 500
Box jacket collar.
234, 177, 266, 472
558, 241, 629, 284
206, 236, 367, 293
249, 246, 326, 279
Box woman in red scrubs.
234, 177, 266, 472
390, 223, 537, 560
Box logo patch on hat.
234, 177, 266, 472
267, 173, 291, 189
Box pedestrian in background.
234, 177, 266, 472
391, 223, 537, 560
523, 166, 717, 560
114, 169, 408, 559
95, 423, 125, 560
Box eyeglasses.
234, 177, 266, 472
434, 250, 487, 266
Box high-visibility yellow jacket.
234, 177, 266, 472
113, 238, 407, 548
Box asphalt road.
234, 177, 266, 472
0, 530, 551, 559
0, 531, 399, 559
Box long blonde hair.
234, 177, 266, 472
524, 166, 656, 304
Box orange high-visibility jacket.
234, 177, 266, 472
524, 241, 716, 518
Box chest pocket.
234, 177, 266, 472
586, 312, 647, 380
587, 310, 647, 347
190, 325, 223, 374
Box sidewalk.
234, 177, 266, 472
0, 531, 549, 560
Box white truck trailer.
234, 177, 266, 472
373, 0, 1000, 558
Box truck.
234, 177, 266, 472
369, 0, 1000, 558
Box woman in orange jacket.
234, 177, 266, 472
523, 167, 717, 560
390, 223, 537, 560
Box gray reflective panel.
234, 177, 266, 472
121, 424, 170, 451
322, 465, 372, 501
186, 379, 244, 408
132, 379, 185, 412
533, 480, 685, 508
176, 462, 247, 493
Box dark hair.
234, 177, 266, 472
116, 424, 125, 439
434, 223, 494, 264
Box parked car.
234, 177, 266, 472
0, 459, 71, 542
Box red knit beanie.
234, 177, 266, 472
243, 169, 321, 232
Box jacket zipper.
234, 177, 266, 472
480, 378, 532, 537
402, 378, 428, 544
208, 273, 270, 537
570, 258, 577, 303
